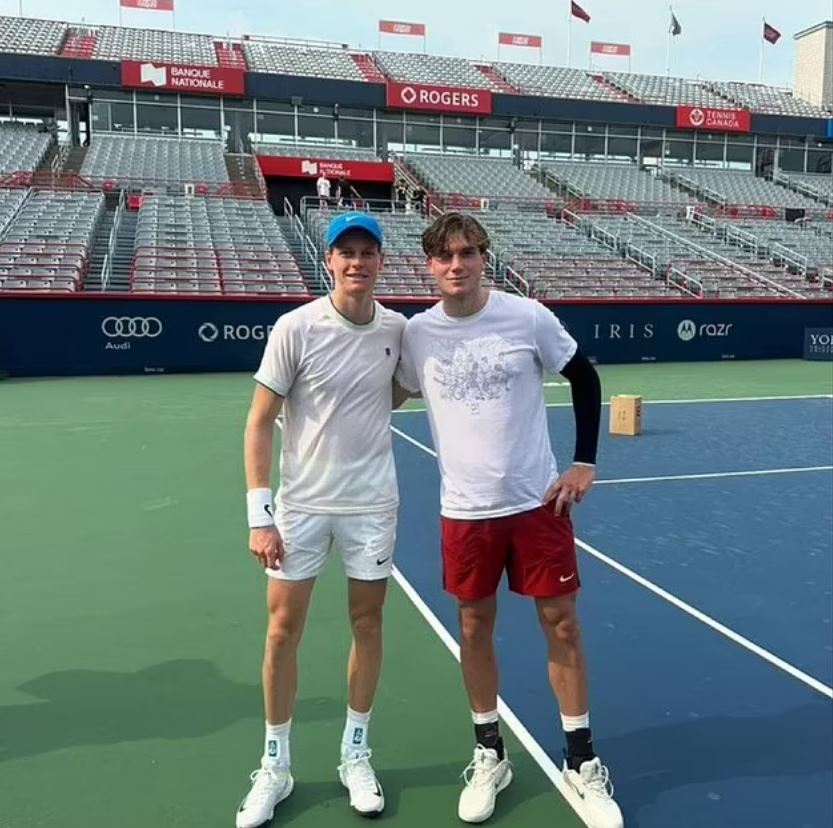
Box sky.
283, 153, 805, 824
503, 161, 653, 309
4, 0, 832, 88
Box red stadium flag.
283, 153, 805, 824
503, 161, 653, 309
571, 2, 591, 23
590, 41, 630, 56
499, 32, 543, 48
379, 20, 426, 37
763, 21, 781, 44
120, 0, 175, 10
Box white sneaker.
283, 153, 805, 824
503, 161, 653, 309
235, 765, 294, 828
338, 750, 385, 816
457, 745, 513, 824
561, 757, 624, 828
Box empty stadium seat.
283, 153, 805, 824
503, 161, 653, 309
243, 42, 363, 80
0, 15, 66, 55
375, 52, 496, 90
499, 64, 622, 101
252, 143, 380, 161
605, 73, 728, 107
0, 123, 53, 174
711, 81, 827, 117
92, 25, 217, 65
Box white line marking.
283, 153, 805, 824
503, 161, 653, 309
393, 393, 833, 415
575, 538, 833, 700
596, 466, 833, 486
543, 381, 570, 388
392, 424, 833, 702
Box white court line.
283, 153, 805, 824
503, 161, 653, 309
393, 392, 833, 414
543, 381, 570, 388
595, 466, 833, 486
391, 425, 833, 702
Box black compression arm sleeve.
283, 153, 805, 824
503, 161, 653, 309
559, 349, 601, 465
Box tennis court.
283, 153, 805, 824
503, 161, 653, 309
1, 359, 831, 828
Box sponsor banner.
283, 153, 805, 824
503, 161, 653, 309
379, 20, 426, 36
804, 327, 833, 361
121, 61, 245, 96
676, 106, 751, 133
499, 32, 542, 48
590, 41, 631, 56
1, 298, 832, 377
386, 81, 492, 115
255, 155, 395, 183
120, 0, 175, 10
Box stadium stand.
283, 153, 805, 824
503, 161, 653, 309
543, 161, 692, 205
775, 172, 833, 204
0, 123, 53, 175
478, 211, 680, 299
375, 52, 496, 90
710, 81, 827, 117
605, 73, 730, 108
242, 42, 363, 80
81, 135, 229, 187
252, 143, 380, 161
130, 196, 307, 295
668, 169, 822, 209
92, 25, 217, 65
0, 15, 66, 55
406, 155, 552, 201
0, 190, 104, 292
498, 64, 622, 101
0, 188, 28, 235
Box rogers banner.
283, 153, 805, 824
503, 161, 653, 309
255, 156, 395, 183
499, 32, 543, 48
676, 106, 751, 133
590, 41, 631, 56
386, 82, 492, 115
121, 61, 245, 96
120, 0, 175, 10
379, 20, 426, 36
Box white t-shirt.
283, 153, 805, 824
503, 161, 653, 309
396, 291, 577, 519
316, 176, 331, 197
255, 296, 406, 514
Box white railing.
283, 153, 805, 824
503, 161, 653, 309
668, 265, 703, 298
100, 189, 126, 291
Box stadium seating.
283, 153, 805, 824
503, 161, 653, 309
243, 42, 363, 80
81, 135, 228, 186
777, 173, 833, 204
130, 196, 307, 294
605, 73, 729, 108
406, 155, 552, 201
0, 15, 66, 55
375, 52, 496, 90
252, 143, 380, 161
498, 64, 622, 101
710, 82, 827, 117
672, 169, 821, 209
305, 208, 437, 296
0, 123, 53, 174
543, 161, 692, 205
0, 191, 104, 292
92, 26, 217, 65
0, 188, 28, 234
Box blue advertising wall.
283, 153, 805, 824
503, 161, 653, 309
0, 297, 831, 377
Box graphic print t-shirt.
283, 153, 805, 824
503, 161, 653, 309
396, 291, 577, 519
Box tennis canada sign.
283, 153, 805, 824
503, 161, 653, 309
121, 61, 245, 96
386, 82, 492, 114
675, 106, 751, 134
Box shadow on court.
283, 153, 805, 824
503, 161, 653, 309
0, 659, 343, 763
603, 701, 833, 813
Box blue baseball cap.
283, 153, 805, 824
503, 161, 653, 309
326, 212, 384, 248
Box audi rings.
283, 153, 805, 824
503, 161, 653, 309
101, 317, 163, 338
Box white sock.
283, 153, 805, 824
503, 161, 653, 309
263, 719, 291, 768
561, 712, 590, 732
341, 706, 371, 758
471, 709, 500, 725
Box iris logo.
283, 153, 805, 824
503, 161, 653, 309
677, 319, 697, 342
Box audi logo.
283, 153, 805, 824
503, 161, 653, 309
101, 316, 163, 338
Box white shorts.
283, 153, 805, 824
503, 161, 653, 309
266, 501, 398, 582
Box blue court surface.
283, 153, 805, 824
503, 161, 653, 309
390, 397, 833, 828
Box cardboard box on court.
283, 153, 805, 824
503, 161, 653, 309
609, 395, 642, 436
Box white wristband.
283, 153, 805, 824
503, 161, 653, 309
247, 488, 275, 528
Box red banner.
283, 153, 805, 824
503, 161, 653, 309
591, 41, 631, 56
255, 156, 395, 183
386, 82, 492, 115
379, 20, 426, 36
121, 61, 245, 96
676, 106, 751, 134
120, 0, 175, 10
499, 32, 542, 48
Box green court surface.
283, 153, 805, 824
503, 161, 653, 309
1, 360, 831, 828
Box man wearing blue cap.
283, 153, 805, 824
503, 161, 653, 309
236, 212, 406, 827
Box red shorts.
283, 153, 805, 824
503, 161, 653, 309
440, 506, 580, 601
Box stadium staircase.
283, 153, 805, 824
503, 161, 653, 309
224, 154, 261, 186
591, 74, 639, 103
62, 146, 88, 175
275, 214, 325, 294
214, 41, 247, 69
351, 53, 386, 83
476, 65, 517, 93
84, 197, 117, 290
60, 30, 97, 59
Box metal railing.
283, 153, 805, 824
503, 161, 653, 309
100, 189, 126, 291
